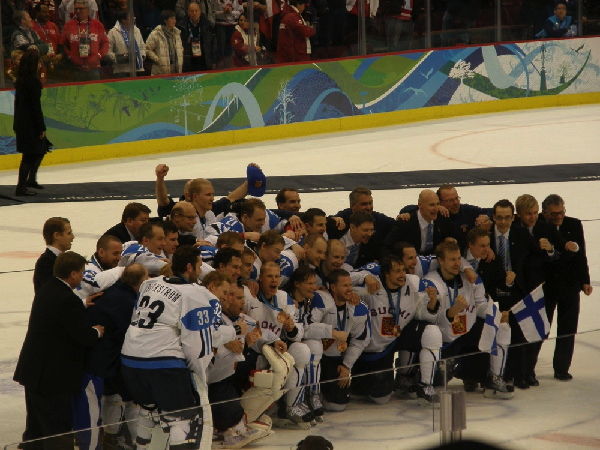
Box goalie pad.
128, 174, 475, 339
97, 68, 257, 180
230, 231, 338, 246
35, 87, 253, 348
241, 345, 294, 423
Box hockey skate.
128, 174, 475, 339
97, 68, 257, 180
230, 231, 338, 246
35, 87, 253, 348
307, 392, 325, 423
394, 374, 417, 399
483, 373, 514, 400
415, 383, 439, 405
273, 404, 313, 430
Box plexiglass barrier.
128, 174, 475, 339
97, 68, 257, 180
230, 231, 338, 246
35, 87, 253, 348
3, 327, 599, 449
2, 0, 600, 89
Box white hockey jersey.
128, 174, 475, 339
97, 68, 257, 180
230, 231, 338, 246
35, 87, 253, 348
245, 290, 304, 341
74, 254, 124, 300
121, 277, 221, 380
192, 210, 219, 241
250, 249, 299, 288
207, 312, 279, 384
309, 290, 371, 369
120, 241, 167, 276
421, 270, 488, 343
358, 273, 438, 354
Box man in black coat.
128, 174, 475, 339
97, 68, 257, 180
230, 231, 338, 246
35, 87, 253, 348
33, 217, 74, 294
14, 252, 104, 449
83, 264, 148, 446
103, 202, 151, 243
335, 186, 396, 254
541, 194, 592, 381
385, 189, 462, 256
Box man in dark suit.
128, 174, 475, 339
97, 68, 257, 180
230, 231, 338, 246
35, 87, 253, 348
335, 186, 396, 252
33, 217, 74, 294
513, 194, 575, 387
103, 202, 151, 243
484, 199, 537, 389
385, 189, 462, 256
14, 252, 104, 449
541, 194, 592, 381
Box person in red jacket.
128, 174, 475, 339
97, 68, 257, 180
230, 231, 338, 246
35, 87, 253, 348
61, 0, 109, 81
276, 0, 315, 63
231, 13, 265, 66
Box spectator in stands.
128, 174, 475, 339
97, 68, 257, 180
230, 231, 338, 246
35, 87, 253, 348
58, 0, 99, 25
32, 3, 62, 59
536, 0, 576, 38
177, 0, 216, 28
31, 0, 58, 23
103, 202, 151, 243
107, 9, 146, 78
62, 0, 109, 81
214, 0, 243, 68
180, 0, 216, 72
11, 10, 49, 53
276, 0, 315, 63
145, 9, 184, 75
13, 48, 49, 196
382, 0, 415, 51
231, 12, 265, 67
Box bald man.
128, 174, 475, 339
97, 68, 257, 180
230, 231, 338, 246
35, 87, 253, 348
384, 189, 463, 256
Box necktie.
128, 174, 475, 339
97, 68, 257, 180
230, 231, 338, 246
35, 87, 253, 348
424, 223, 434, 254
469, 258, 479, 271
498, 235, 507, 270
346, 244, 359, 266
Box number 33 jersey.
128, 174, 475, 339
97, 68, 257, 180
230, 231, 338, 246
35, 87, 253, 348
121, 276, 221, 378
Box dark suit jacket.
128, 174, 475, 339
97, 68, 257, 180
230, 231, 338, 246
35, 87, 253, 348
33, 248, 57, 294
490, 224, 531, 295
514, 218, 565, 290
86, 280, 138, 378
14, 277, 99, 394
384, 212, 462, 256
335, 208, 396, 250
103, 222, 134, 243
543, 216, 590, 290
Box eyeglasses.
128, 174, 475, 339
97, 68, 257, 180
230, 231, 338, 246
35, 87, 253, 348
548, 209, 566, 218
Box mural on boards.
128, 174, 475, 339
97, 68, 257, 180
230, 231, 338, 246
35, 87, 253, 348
0, 37, 598, 155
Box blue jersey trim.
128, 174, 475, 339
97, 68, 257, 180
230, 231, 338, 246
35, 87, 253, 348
120, 356, 187, 370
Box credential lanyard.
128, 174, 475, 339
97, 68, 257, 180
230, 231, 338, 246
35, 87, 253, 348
446, 278, 459, 307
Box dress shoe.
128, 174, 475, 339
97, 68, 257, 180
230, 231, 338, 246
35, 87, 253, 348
554, 372, 573, 381
527, 375, 539, 386
15, 187, 37, 196
26, 181, 44, 189
515, 378, 530, 390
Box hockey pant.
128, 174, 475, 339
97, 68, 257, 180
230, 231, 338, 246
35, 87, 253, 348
72, 373, 103, 450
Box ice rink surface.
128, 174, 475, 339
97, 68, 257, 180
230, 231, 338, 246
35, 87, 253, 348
1, 104, 599, 448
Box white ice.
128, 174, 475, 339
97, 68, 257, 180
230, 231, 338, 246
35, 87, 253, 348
0, 104, 599, 449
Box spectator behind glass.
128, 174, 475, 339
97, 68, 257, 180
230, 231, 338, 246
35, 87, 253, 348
536, 1, 576, 38
180, 0, 216, 72
231, 13, 266, 67
214, 0, 243, 68
177, 0, 217, 28
107, 10, 146, 77
61, 0, 110, 81
276, 0, 315, 63
146, 10, 184, 75
58, 0, 99, 25
11, 10, 49, 54
32, 3, 62, 57
31, 0, 58, 23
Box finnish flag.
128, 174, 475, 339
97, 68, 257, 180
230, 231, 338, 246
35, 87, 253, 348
478, 300, 500, 355
510, 284, 550, 342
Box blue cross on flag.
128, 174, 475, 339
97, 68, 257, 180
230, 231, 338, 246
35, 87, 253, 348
510, 284, 550, 342
478, 300, 500, 355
